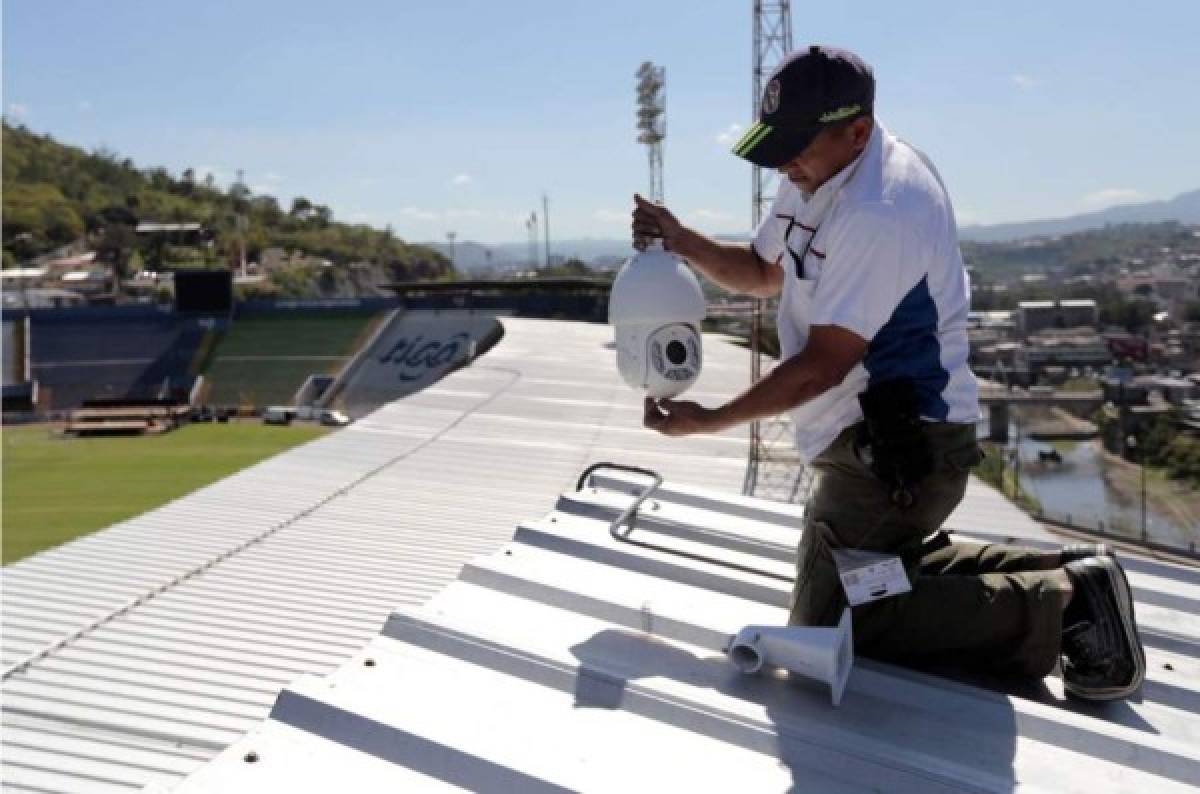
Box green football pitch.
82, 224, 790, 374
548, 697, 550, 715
2, 422, 329, 564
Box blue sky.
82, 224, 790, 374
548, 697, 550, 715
4, 0, 1198, 244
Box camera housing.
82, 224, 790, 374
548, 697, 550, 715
608, 245, 706, 398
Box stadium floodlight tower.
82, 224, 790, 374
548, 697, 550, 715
636, 61, 666, 204
609, 60, 706, 400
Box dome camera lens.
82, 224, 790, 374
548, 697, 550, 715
666, 340, 687, 365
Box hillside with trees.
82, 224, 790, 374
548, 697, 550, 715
1, 122, 455, 297
961, 222, 1198, 275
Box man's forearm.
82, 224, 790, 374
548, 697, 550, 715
707, 353, 842, 432
672, 229, 779, 298
647, 325, 866, 439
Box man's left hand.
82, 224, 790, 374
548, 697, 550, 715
643, 397, 718, 436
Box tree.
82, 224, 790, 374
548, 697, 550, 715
290, 196, 313, 218
95, 223, 137, 286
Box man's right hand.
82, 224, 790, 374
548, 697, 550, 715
632, 194, 685, 252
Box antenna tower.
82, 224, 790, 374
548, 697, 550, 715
751, 4, 791, 228
745, 1, 811, 502
526, 212, 539, 269
635, 62, 667, 203
542, 193, 551, 267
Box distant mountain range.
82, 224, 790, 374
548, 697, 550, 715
420, 238, 637, 273
426, 189, 1200, 272
958, 189, 1200, 242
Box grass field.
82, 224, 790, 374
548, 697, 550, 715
2, 422, 328, 564
204, 311, 384, 407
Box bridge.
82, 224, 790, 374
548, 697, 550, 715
977, 389, 1105, 442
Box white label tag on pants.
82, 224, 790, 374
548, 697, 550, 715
831, 548, 912, 606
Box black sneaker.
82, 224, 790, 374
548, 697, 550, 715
1061, 556, 1145, 700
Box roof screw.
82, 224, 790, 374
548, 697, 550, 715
244, 751, 259, 763
364, 658, 376, 667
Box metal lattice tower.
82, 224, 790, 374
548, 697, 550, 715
744, 0, 813, 503
636, 62, 666, 203
751, 3, 791, 230
526, 212, 539, 269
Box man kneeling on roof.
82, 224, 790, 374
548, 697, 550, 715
633, 45, 1144, 700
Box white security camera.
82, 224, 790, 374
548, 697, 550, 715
608, 244, 706, 399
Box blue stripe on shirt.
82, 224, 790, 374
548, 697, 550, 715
863, 275, 950, 419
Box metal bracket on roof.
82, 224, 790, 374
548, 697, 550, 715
576, 462, 792, 584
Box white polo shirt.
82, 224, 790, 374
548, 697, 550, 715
752, 121, 980, 462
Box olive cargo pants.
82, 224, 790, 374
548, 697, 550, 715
790, 422, 1071, 677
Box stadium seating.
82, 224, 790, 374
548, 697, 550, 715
202, 310, 383, 408
26, 312, 207, 411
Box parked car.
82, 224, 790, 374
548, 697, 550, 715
319, 409, 350, 427
263, 406, 295, 426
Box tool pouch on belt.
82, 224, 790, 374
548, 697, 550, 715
854, 379, 935, 508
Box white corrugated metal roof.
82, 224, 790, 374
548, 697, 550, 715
5, 315, 1198, 793
168, 467, 1200, 793
1, 316, 766, 792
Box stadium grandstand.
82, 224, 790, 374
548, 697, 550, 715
2, 316, 36, 417
199, 308, 386, 410
21, 308, 208, 414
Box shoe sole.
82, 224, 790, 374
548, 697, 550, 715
1110, 556, 1147, 676
1064, 557, 1146, 701
1059, 544, 1111, 566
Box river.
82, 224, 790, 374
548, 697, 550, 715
980, 412, 1198, 552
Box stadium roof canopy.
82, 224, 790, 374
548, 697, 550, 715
135, 223, 204, 234
2, 315, 1198, 792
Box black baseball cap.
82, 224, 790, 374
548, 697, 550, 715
731, 45, 875, 168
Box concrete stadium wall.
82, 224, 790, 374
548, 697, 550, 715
325, 310, 505, 419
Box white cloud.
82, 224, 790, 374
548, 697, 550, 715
6, 102, 29, 119
715, 123, 743, 145
450, 173, 472, 187
262, 171, 283, 183
78, 100, 92, 112
1083, 188, 1144, 207
1011, 74, 1037, 90
593, 209, 628, 224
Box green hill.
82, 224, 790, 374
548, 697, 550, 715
1, 122, 455, 293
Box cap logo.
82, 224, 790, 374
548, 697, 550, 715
762, 79, 781, 115
818, 104, 861, 123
